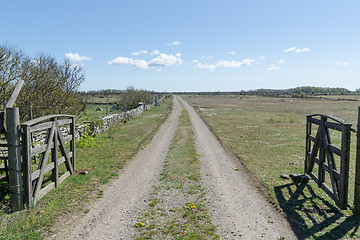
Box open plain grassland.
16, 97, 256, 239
0, 97, 173, 240
182, 94, 360, 239
311, 94, 360, 101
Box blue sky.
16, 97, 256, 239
2, 1, 360, 92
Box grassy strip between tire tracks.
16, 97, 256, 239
0, 96, 173, 240
134, 104, 219, 240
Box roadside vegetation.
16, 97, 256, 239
135, 105, 219, 240
0, 96, 173, 239
182, 94, 360, 239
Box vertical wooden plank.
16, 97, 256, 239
339, 123, 351, 209
305, 116, 310, 173
52, 117, 59, 187
70, 117, 76, 171
354, 107, 360, 215
22, 124, 32, 207
339, 124, 351, 209
307, 126, 320, 174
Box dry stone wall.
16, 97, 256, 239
30, 96, 165, 146
75, 96, 165, 139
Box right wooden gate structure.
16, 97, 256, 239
305, 114, 352, 209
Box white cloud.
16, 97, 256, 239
227, 51, 236, 55
150, 50, 160, 55
336, 61, 351, 66
131, 50, 148, 56
108, 52, 182, 70
108, 57, 148, 70
295, 48, 310, 53
277, 59, 285, 64
194, 58, 255, 71
284, 46, 296, 53
148, 53, 182, 67
192, 59, 199, 63
65, 52, 92, 62
259, 56, 266, 60
267, 64, 280, 71
284, 46, 310, 53
167, 41, 180, 46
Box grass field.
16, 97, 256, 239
0, 96, 173, 239
182, 94, 360, 239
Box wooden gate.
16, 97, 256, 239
305, 114, 352, 209
21, 115, 76, 206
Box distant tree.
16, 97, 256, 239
0, 44, 25, 108
0, 44, 85, 121
118, 87, 150, 111
17, 54, 85, 121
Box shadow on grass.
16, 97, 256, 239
275, 181, 360, 239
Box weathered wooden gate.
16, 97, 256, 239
21, 115, 76, 206
305, 114, 352, 209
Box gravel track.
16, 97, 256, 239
65, 96, 297, 239
179, 97, 297, 239
65, 97, 182, 239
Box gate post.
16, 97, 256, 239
354, 107, 360, 215
6, 107, 23, 211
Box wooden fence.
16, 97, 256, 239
305, 114, 352, 209
21, 115, 76, 206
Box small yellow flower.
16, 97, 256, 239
139, 222, 144, 226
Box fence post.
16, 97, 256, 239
70, 117, 76, 171
354, 107, 360, 215
6, 107, 23, 211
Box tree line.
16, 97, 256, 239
174, 86, 356, 96
0, 44, 84, 121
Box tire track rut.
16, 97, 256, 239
66, 97, 182, 239
179, 97, 297, 239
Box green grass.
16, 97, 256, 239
182, 94, 360, 239
135, 106, 219, 240
0, 96, 173, 239
78, 103, 123, 121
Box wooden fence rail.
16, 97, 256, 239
21, 115, 76, 206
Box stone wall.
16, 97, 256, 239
30, 96, 165, 145
74, 96, 165, 139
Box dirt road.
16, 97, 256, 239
180, 97, 297, 239
66, 97, 182, 239
65, 96, 297, 239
